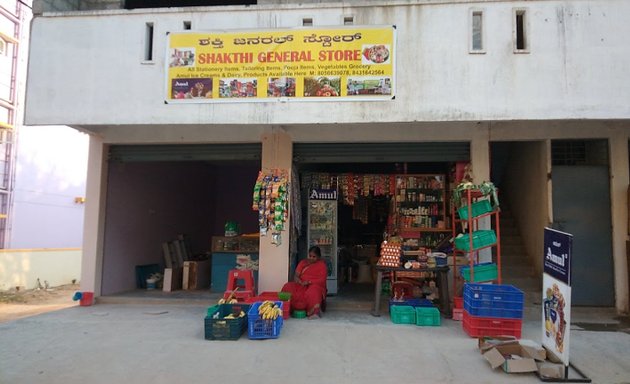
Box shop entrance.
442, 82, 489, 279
101, 144, 261, 297
293, 142, 470, 303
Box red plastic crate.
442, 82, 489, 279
452, 308, 463, 321
453, 296, 463, 309
462, 310, 522, 338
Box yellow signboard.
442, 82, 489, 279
165, 26, 395, 103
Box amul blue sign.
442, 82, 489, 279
543, 228, 572, 285
309, 189, 338, 200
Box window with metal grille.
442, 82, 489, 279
552, 140, 608, 166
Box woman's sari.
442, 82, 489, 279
281, 259, 327, 316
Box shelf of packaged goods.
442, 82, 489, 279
398, 201, 443, 205
400, 228, 452, 232
398, 188, 442, 192
399, 214, 443, 217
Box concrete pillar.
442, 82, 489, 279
258, 127, 292, 292
80, 135, 108, 296
471, 127, 492, 262
609, 131, 629, 313
471, 126, 490, 183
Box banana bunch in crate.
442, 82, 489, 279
258, 300, 282, 320
217, 298, 238, 304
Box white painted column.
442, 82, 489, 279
80, 135, 108, 296
471, 127, 492, 263
258, 128, 292, 292
609, 131, 629, 313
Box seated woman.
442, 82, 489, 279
281, 246, 327, 319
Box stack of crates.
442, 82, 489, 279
462, 283, 524, 338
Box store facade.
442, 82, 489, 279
25, 1, 630, 312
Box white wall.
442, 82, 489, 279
503, 141, 550, 274
0, 248, 81, 290
25, 0, 630, 127
10, 125, 88, 248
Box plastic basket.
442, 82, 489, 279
415, 307, 441, 326
460, 262, 498, 283
453, 296, 463, 309
278, 292, 292, 301
245, 296, 290, 320
247, 301, 284, 339
463, 283, 524, 319
390, 305, 416, 325
454, 230, 497, 252
292, 310, 306, 319
389, 298, 433, 313
462, 310, 522, 338
452, 308, 463, 321
458, 200, 493, 220
204, 303, 250, 340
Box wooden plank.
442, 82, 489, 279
177, 234, 194, 261
183, 260, 211, 290
162, 242, 173, 269
173, 241, 185, 267
162, 267, 183, 292
182, 261, 191, 290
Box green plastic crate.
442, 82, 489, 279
390, 305, 416, 325
454, 230, 497, 251
460, 262, 498, 283
204, 303, 250, 340
458, 200, 493, 220
415, 306, 441, 326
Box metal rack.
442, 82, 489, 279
451, 188, 502, 297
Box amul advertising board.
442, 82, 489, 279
542, 227, 573, 366
165, 26, 395, 103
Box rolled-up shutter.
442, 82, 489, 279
293, 142, 470, 163
109, 144, 262, 162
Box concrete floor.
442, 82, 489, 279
1, 292, 629, 384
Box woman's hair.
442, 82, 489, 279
308, 246, 322, 258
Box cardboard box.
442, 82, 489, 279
479, 337, 546, 374
537, 362, 565, 379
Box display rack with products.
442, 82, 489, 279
394, 174, 451, 248
451, 184, 502, 296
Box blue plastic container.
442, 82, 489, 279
389, 298, 434, 313
247, 301, 284, 339
463, 283, 524, 319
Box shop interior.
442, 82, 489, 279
295, 161, 463, 304
100, 158, 260, 296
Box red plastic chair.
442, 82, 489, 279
223, 269, 256, 301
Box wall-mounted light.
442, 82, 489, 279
74, 197, 86, 204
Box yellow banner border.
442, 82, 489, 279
164, 25, 397, 104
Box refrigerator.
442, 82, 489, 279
307, 189, 338, 295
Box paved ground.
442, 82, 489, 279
1, 298, 629, 384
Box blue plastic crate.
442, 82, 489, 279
247, 301, 284, 339
463, 283, 524, 319
389, 298, 434, 313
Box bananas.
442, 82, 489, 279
218, 298, 238, 304
258, 300, 283, 320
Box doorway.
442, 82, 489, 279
551, 140, 614, 306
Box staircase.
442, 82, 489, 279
496, 203, 541, 304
